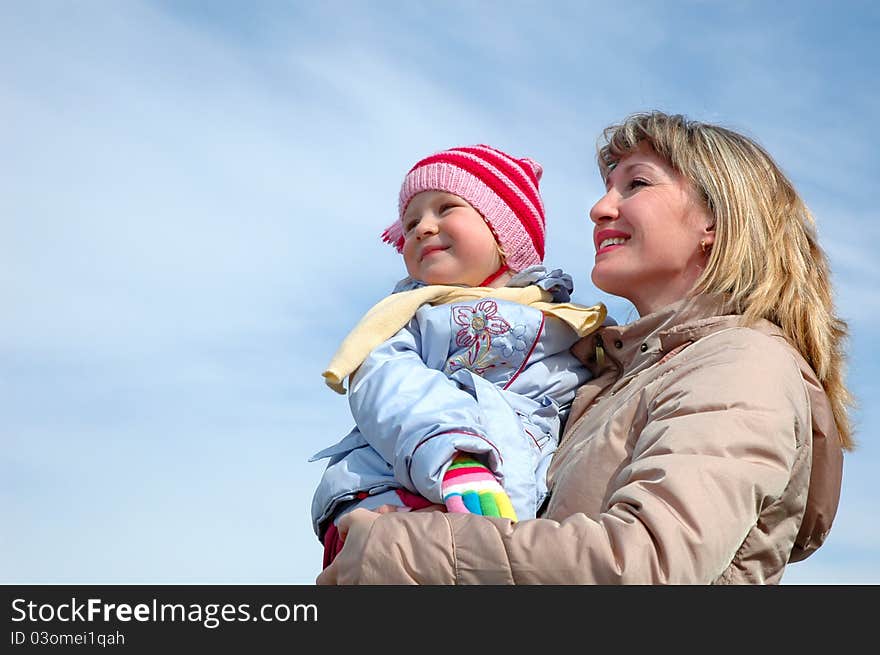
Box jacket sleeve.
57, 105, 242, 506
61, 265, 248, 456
340, 330, 810, 583
348, 318, 511, 503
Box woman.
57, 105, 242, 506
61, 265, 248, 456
316, 111, 854, 584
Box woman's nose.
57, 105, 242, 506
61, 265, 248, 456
589, 190, 618, 224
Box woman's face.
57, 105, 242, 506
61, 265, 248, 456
589, 142, 715, 316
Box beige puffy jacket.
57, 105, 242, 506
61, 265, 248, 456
329, 295, 843, 584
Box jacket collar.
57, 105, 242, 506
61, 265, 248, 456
573, 293, 738, 376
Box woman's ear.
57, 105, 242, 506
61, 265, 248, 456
702, 220, 716, 249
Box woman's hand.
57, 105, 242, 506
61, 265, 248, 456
316, 508, 379, 585
316, 503, 447, 584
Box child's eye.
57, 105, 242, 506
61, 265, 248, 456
404, 219, 418, 233
439, 203, 456, 214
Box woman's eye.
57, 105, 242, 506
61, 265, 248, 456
628, 178, 649, 190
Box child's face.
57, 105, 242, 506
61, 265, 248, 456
401, 191, 504, 286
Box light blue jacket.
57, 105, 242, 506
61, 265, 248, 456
309, 266, 596, 540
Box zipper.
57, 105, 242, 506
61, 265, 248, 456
594, 334, 606, 369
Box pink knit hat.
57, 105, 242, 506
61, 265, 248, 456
381, 144, 546, 272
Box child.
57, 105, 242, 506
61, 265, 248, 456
310, 144, 607, 566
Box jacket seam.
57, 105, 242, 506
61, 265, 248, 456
502, 527, 518, 584
643, 326, 766, 395
410, 430, 503, 463
442, 513, 459, 584
503, 312, 545, 390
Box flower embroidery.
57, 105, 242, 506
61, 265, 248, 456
492, 323, 529, 358
446, 300, 511, 374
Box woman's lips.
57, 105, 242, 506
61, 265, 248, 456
594, 229, 630, 256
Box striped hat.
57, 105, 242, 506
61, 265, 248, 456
381, 144, 546, 272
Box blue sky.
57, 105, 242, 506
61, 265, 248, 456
3, 0, 878, 584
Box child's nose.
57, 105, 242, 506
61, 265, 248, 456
416, 216, 439, 238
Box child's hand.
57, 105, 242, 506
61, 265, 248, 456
441, 452, 518, 521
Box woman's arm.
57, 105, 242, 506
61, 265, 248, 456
320, 330, 810, 584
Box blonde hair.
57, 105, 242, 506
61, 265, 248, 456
597, 111, 855, 450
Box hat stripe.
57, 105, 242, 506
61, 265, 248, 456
412, 150, 544, 228
412, 151, 545, 240
446, 146, 544, 222
458, 145, 543, 211
427, 152, 544, 258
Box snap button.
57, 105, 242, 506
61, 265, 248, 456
614, 340, 623, 349
640, 343, 648, 352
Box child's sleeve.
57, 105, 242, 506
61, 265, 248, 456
348, 319, 511, 504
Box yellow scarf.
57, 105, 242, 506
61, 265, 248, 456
323, 284, 606, 393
